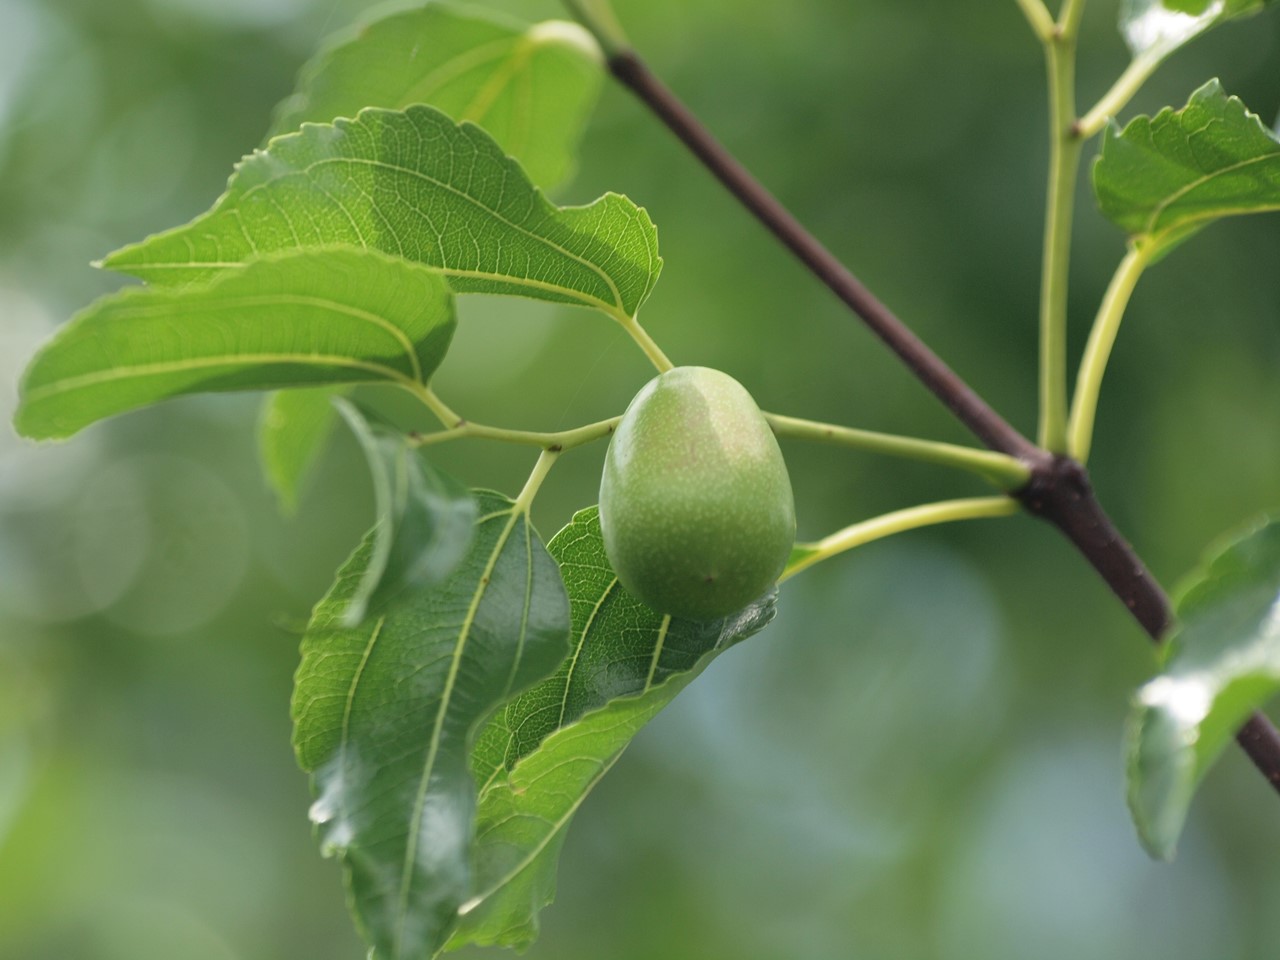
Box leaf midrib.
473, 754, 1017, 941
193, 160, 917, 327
1144, 148, 1280, 235
230, 153, 627, 315
553, 575, 619, 732
92, 291, 429, 381
22, 354, 414, 404
117, 259, 623, 319
403, 37, 516, 112
392, 506, 525, 953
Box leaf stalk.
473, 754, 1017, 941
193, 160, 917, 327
410, 384, 464, 428
781, 497, 1018, 582
1067, 243, 1153, 462
764, 412, 1030, 490
1077, 52, 1162, 139
515, 449, 560, 512
412, 415, 622, 453
617, 313, 675, 372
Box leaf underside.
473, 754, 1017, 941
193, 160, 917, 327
258, 386, 346, 514
1094, 80, 1280, 258
292, 491, 572, 960
1126, 517, 1280, 859
15, 247, 455, 440
333, 401, 478, 626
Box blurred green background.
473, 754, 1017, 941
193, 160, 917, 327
3, 1, 1280, 957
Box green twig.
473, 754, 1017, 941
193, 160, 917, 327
1067, 244, 1153, 462
764, 412, 1030, 491
1077, 53, 1161, 139
781, 497, 1019, 582
1015, 0, 1056, 41
1057, 0, 1087, 34
412, 415, 622, 453
1036, 8, 1084, 452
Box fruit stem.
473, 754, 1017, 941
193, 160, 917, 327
412, 415, 622, 452
764, 412, 1031, 491
781, 497, 1019, 582
1067, 243, 1152, 463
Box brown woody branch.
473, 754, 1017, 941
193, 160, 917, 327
605, 49, 1280, 794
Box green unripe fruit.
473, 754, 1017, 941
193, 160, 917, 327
599, 366, 796, 620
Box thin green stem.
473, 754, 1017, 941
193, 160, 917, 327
781, 497, 1019, 582
618, 313, 675, 372
1057, 0, 1086, 35
562, 0, 631, 57
402, 383, 463, 429
514, 449, 560, 513
1036, 16, 1084, 452
413, 415, 622, 453
1016, 0, 1056, 41
1067, 244, 1153, 463
1077, 53, 1160, 139
764, 412, 1030, 491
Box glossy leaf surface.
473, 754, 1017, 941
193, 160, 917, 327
102, 106, 662, 320
1094, 81, 1280, 258
1127, 518, 1280, 859
1118, 0, 1275, 62
293, 492, 571, 959
450, 507, 776, 950
15, 248, 454, 440
333, 400, 477, 626
269, 4, 601, 190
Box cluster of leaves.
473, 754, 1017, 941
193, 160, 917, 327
13, 5, 763, 956
10, 0, 1280, 956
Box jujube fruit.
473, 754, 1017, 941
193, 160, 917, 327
598, 366, 796, 620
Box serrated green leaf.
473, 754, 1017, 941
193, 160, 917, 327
293, 491, 572, 960
1119, 0, 1276, 62
269, 4, 601, 191
259, 387, 344, 514
101, 106, 661, 321
1126, 517, 1280, 860
448, 507, 776, 952
14, 247, 455, 441
1094, 81, 1280, 259
333, 400, 477, 626
254, 5, 604, 509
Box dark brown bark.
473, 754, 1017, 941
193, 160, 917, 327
1020, 457, 1280, 791
608, 52, 1041, 463
606, 47, 1280, 795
